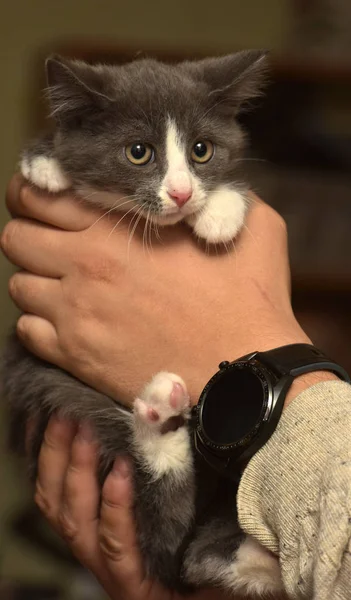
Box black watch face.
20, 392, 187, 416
198, 363, 270, 449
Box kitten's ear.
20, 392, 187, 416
45, 55, 112, 123
186, 50, 268, 114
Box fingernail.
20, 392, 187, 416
113, 457, 130, 478
78, 421, 95, 442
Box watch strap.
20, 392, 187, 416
257, 343, 350, 381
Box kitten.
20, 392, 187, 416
2, 52, 284, 596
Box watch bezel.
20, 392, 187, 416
195, 360, 275, 455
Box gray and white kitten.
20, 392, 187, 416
2, 52, 284, 596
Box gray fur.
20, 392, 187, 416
2, 51, 281, 595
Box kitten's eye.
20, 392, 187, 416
191, 141, 214, 164
125, 143, 154, 165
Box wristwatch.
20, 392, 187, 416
192, 343, 350, 480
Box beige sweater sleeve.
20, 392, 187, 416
237, 381, 351, 599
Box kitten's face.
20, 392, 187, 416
49, 52, 266, 224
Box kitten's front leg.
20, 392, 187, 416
21, 136, 71, 193
187, 185, 248, 244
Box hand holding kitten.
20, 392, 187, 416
33, 413, 240, 600
3, 174, 310, 409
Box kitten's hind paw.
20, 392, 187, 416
134, 372, 190, 433
133, 373, 193, 479
184, 534, 284, 597
21, 155, 71, 192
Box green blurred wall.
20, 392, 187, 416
0, 0, 289, 589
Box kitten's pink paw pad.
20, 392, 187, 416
148, 407, 160, 422
134, 398, 159, 424
170, 382, 189, 411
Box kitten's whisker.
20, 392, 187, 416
148, 209, 156, 255
146, 209, 154, 256
79, 190, 99, 201
153, 220, 162, 244
232, 239, 238, 275
87, 197, 137, 231
127, 207, 145, 259
106, 203, 141, 241
146, 211, 154, 257
243, 223, 259, 248
142, 207, 151, 255
223, 239, 236, 257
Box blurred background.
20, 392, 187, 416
1, 0, 351, 598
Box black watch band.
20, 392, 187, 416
257, 343, 350, 379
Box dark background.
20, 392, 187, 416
1, 1, 351, 597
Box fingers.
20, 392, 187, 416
99, 458, 144, 595
35, 416, 147, 600
35, 415, 76, 529
16, 315, 63, 366
5, 173, 101, 230
9, 272, 62, 321
58, 422, 103, 567
1, 218, 68, 276
35, 417, 108, 578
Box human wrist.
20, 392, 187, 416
284, 370, 339, 407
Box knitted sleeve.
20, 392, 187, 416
237, 381, 351, 599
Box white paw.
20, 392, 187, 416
184, 535, 284, 596
134, 372, 189, 432
133, 372, 192, 480
21, 156, 71, 192
188, 187, 247, 244
231, 537, 284, 596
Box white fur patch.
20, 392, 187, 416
187, 185, 248, 244
21, 156, 71, 192
232, 536, 283, 595
164, 120, 192, 195
186, 535, 283, 596
157, 118, 206, 221
133, 424, 193, 481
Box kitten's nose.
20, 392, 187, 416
168, 190, 192, 207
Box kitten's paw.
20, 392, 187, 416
230, 536, 284, 596
133, 373, 193, 479
188, 187, 247, 244
21, 156, 71, 192
184, 534, 284, 597
134, 372, 189, 432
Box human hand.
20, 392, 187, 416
33, 414, 233, 600
1, 174, 319, 408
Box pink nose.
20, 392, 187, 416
168, 190, 192, 208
